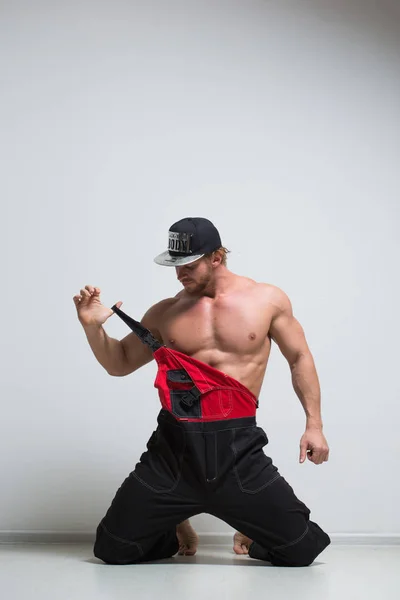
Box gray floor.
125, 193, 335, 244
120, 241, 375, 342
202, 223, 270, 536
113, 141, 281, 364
0, 543, 399, 600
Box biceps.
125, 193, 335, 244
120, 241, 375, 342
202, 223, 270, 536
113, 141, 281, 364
269, 314, 310, 366
120, 332, 154, 375
120, 310, 162, 375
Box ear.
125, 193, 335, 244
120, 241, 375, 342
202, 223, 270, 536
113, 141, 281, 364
211, 250, 222, 267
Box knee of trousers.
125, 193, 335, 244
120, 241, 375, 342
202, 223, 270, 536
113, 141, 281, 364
269, 522, 331, 567
93, 520, 144, 565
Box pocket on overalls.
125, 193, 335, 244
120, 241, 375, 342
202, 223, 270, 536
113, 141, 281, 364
133, 424, 186, 493
167, 369, 202, 419
231, 426, 280, 494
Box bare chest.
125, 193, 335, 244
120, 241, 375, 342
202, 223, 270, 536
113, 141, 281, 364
158, 294, 273, 357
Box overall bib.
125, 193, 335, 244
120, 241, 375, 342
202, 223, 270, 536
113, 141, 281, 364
93, 306, 331, 566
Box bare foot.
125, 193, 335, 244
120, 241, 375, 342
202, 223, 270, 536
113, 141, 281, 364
233, 531, 253, 555
176, 520, 199, 556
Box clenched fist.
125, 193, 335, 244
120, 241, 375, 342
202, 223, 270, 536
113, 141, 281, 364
73, 284, 123, 327
299, 429, 330, 465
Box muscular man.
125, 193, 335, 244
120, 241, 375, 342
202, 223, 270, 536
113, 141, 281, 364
74, 217, 330, 566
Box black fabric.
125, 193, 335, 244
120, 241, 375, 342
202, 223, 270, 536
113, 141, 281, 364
170, 389, 202, 418
167, 369, 192, 383
111, 305, 162, 351
94, 409, 330, 566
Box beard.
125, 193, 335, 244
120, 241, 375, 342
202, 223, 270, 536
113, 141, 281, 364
184, 264, 213, 295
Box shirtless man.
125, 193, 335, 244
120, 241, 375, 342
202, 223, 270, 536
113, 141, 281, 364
74, 217, 330, 565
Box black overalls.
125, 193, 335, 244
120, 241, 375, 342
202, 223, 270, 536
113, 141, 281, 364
93, 306, 330, 566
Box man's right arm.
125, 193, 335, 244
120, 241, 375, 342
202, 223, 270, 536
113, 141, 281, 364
117, 302, 166, 376
83, 301, 167, 377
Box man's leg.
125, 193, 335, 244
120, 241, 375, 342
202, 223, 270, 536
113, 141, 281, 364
94, 421, 202, 564
93, 476, 182, 564
212, 424, 331, 567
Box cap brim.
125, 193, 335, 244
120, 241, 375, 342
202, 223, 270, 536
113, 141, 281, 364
153, 251, 205, 267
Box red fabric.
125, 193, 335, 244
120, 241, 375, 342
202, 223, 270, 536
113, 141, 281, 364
153, 346, 258, 421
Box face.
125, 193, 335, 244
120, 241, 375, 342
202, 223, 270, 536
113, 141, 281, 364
175, 256, 214, 294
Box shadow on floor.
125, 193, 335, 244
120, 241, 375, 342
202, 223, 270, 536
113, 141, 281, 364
85, 552, 325, 567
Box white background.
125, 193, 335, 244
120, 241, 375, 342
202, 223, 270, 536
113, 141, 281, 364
1, 0, 399, 537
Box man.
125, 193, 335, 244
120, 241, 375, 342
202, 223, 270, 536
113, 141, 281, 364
74, 217, 330, 566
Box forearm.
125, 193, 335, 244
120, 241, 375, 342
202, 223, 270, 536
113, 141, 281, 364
291, 353, 323, 429
82, 324, 126, 375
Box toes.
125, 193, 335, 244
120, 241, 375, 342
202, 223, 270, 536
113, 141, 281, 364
233, 543, 249, 555
178, 544, 196, 556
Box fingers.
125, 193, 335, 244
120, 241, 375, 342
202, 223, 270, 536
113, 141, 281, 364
87, 285, 101, 295
300, 442, 329, 465
299, 442, 308, 464
84, 285, 99, 296
300, 433, 330, 466
308, 448, 329, 465
308, 451, 320, 464
72, 285, 101, 304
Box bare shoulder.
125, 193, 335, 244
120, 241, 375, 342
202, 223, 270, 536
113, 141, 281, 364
141, 296, 179, 329
229, 275, 289, 307
256, 282, 293, 315
227, 275, 289, 318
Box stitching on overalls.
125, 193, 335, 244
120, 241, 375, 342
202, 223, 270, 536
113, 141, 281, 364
231, 429, 280, 494
131, 470, 183, 494
164, 348, 212, 391
233, 468, 281, 494
272, 525, 309, 551
130, 430, 186, 494
220, 389, 233, 417
99, 520, 144, 555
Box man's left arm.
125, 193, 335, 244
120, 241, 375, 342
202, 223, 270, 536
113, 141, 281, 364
268, 286, 330, 465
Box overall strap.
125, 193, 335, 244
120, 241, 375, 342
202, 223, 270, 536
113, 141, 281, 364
111, 305, 163, 352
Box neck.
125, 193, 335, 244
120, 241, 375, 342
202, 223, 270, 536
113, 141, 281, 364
194, 266, 236, 299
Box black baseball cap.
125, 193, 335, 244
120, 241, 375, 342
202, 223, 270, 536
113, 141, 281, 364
153, 217, 222, 267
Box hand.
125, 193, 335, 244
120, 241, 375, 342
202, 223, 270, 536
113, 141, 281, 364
299, 428, 329, 465
73, 284, 123, 327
